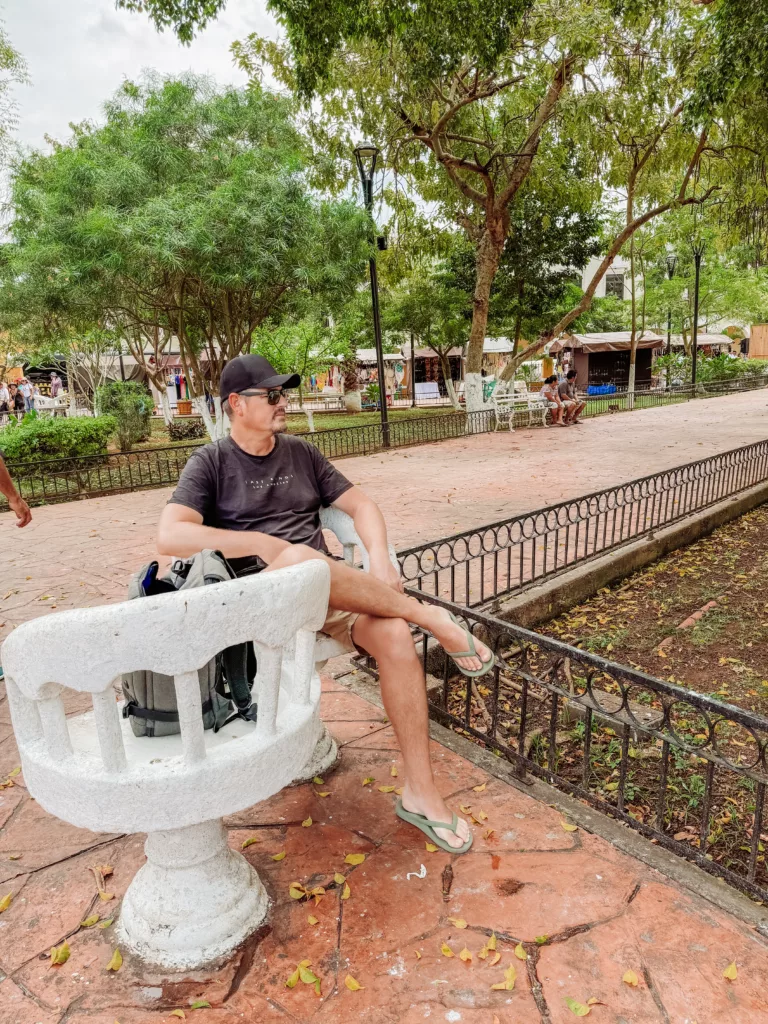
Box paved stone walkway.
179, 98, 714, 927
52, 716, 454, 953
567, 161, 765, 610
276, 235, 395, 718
1, 388, 767, 646
1, 678, 766, 1023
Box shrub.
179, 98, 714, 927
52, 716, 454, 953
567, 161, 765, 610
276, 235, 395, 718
0, 415, 117, 466
168, 418, 207, 442
94, 381, 153, 451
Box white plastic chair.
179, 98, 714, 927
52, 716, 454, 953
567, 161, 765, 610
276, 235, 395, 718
2, 560, 330, 970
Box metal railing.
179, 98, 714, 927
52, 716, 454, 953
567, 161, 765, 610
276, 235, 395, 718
398, 438, 768, 608
2, 443, 203, 507
376, 595, 768, 903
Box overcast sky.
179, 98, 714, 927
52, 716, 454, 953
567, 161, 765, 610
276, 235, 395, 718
4, 0, 279, 152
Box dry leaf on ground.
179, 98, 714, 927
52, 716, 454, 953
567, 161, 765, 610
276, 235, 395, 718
313, 777, 324, 785
170, 1012, 186, 1020
414, 950, 422, 960
301, 817, 313, 827
190, 1000, 211, 1009
441, 943, 455, 958
425, 842, 438, 853
272, 851, 286, 862
390, 766, 398, 777
98, 918, 114, 929
0, 893, 12, 913
561, 821, 579, 833
344, 852, 366, 865
459, 947, 472, 962
98, 891, 115, 902
472, 782, 487, 793
316, 791, 331, 798
50, 942, 70, 966
342, 883, 351, 900
489, 951, 501, 966
334, 872, 346, 885
623, 969, 639, 986
242, 836, 260, 849
564, 996, 591, 1016
106, 948, 123, 972
490, 964, 516, 991
448, 917, 467, 929
514, 942, 528, 961
80, 915, 100, 928
723, 962, 738, 981
308, 915, 319, 925
362, 777, 375, 786
345, 974, 364, 991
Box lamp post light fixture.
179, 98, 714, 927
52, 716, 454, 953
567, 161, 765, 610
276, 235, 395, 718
665, 254, 678, 361
691, 240, 705, 389
354, 142, 389, 446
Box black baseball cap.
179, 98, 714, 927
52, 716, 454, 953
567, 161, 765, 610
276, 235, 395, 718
220, 355, 300, 403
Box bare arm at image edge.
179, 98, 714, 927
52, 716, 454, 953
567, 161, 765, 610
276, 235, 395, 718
0, 457, 31, 527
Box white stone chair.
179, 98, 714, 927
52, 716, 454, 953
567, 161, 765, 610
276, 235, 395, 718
1, 560, 330, 970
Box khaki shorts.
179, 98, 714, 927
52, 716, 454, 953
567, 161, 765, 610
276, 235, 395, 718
318, 608, 364, 654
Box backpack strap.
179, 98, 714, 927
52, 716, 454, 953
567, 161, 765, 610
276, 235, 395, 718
218, 643, 258, 727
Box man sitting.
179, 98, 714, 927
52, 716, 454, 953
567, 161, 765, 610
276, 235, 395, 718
540, 375, 568, 427
559, 370, 586, 424
157, 355, 495, 854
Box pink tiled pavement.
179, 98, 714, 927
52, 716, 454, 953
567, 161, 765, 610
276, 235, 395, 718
2, 388, 768, 644
1, 678, 766, 1023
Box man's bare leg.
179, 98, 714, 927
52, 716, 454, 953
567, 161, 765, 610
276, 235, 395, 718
264, 543, 493, 673
351, 614, 470, 850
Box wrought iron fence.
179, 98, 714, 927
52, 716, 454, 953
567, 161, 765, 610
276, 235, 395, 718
398, 438, 768, 608
2, 443, 203, 507
359, 593, 768, 903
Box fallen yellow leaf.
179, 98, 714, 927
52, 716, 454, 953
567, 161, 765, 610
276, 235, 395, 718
170, 1011, 186, 1020
0, 892, 12, 913
98, 918, 114, 929
289, 882, 306, 900
344, 974, 364, 991
487, 933, 497, 951
390, 766, 398, 777
98, 891, 115, 902
316, 791, 331, 798
106, 948, 123, 972
342, 883, 351, 900
302, 817, 313, 828
561, 821, 579, 833
362, 777, 375, 786
97, 864, 114, 878
425, 842, 438, 853
50, 941, 70, 966
190, 1000, 211, 1009
472, 782, 487, 793
441, 943, 455, 958
344, 853, 366, 866
489, 951, 501, 966
514, 942, 528, 961
723, 962, 738, 981
476, 810, 488, 822
622, 969, 639, 987
308, 915, 319, 925
459, 804, 472, 814
395, 787, 404, 796
313, 777, 325, 785
242, 836, 260, 849
448, 917, 468, 929
334, 872, 346, 885
378, 785, 396, 793
564, 996, 590, 1016
8, 767, 20, 777
414, 950, 422, 960
271, 851, 286, 862
285, 966, 300, 989
459, 947, 472, 962
80, 914, 100, 928
491, 963, 516, 991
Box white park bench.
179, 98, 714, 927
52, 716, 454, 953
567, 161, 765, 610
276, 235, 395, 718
1, 560, 332, 970
491, 380, 548, 430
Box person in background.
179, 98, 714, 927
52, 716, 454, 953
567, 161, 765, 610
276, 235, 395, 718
32, 384, 41, 409
0, 380, 9, 426
50, 372, 62, 397
559, 370, 586, 425
9, 385, 25, 421
0, 452, 31, 527
19, 378, 33, 413
540, 374, 568, 426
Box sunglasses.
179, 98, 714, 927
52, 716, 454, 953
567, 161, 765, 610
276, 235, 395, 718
237, 387, 291, 405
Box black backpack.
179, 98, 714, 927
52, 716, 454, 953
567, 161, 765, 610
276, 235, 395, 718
121, 549, 257, 737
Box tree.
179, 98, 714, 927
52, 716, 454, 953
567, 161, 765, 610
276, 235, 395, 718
1, 75, 369, 439
0, 23, 27, 165
386, 273, 469, 409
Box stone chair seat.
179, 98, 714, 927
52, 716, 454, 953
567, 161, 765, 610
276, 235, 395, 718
316, 506, 398, 663
2, 560, 331, 970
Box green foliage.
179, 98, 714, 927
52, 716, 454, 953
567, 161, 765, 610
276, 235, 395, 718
654, 353, 768, 386
168, 418, 207, 442
0, 416, 117, 466
94, 381, 152, 451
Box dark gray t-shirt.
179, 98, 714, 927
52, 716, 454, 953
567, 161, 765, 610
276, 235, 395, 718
168, 434, 353, 576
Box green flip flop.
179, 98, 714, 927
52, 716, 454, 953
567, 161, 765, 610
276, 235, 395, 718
395, 798, 473, 855
444, 613, 497, 679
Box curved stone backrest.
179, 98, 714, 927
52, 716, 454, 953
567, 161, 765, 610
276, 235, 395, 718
319, 506, 398, 574
1, 560, 331, 833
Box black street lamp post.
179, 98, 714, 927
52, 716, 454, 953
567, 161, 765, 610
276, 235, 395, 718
691, 241, 704, 389
665, 254, 678, 360
354, 142, 389, 446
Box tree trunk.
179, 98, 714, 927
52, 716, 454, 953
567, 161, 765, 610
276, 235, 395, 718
464, 220, 505, 413
160, 388, 174, 426
627, 236, 637, 409
193, 394, 228, 441
437, 351, 461, 411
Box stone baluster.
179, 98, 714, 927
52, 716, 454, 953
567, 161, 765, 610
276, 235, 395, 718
91, 686, 128, 773
37, 691, 73, 759
174, 670, 206, 764
254, 645, 282, 739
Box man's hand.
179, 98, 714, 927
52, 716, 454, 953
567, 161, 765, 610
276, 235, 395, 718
369, 551, 403, 593
9, 494, 31, 528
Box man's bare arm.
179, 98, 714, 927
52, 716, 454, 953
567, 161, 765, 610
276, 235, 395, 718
332, 486, 401, 591
157, 503, 291, 563
0, 459, 31, 527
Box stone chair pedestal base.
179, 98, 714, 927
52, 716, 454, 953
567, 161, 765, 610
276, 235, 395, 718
117, 818, 268, 970
291, 722, 339, 785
